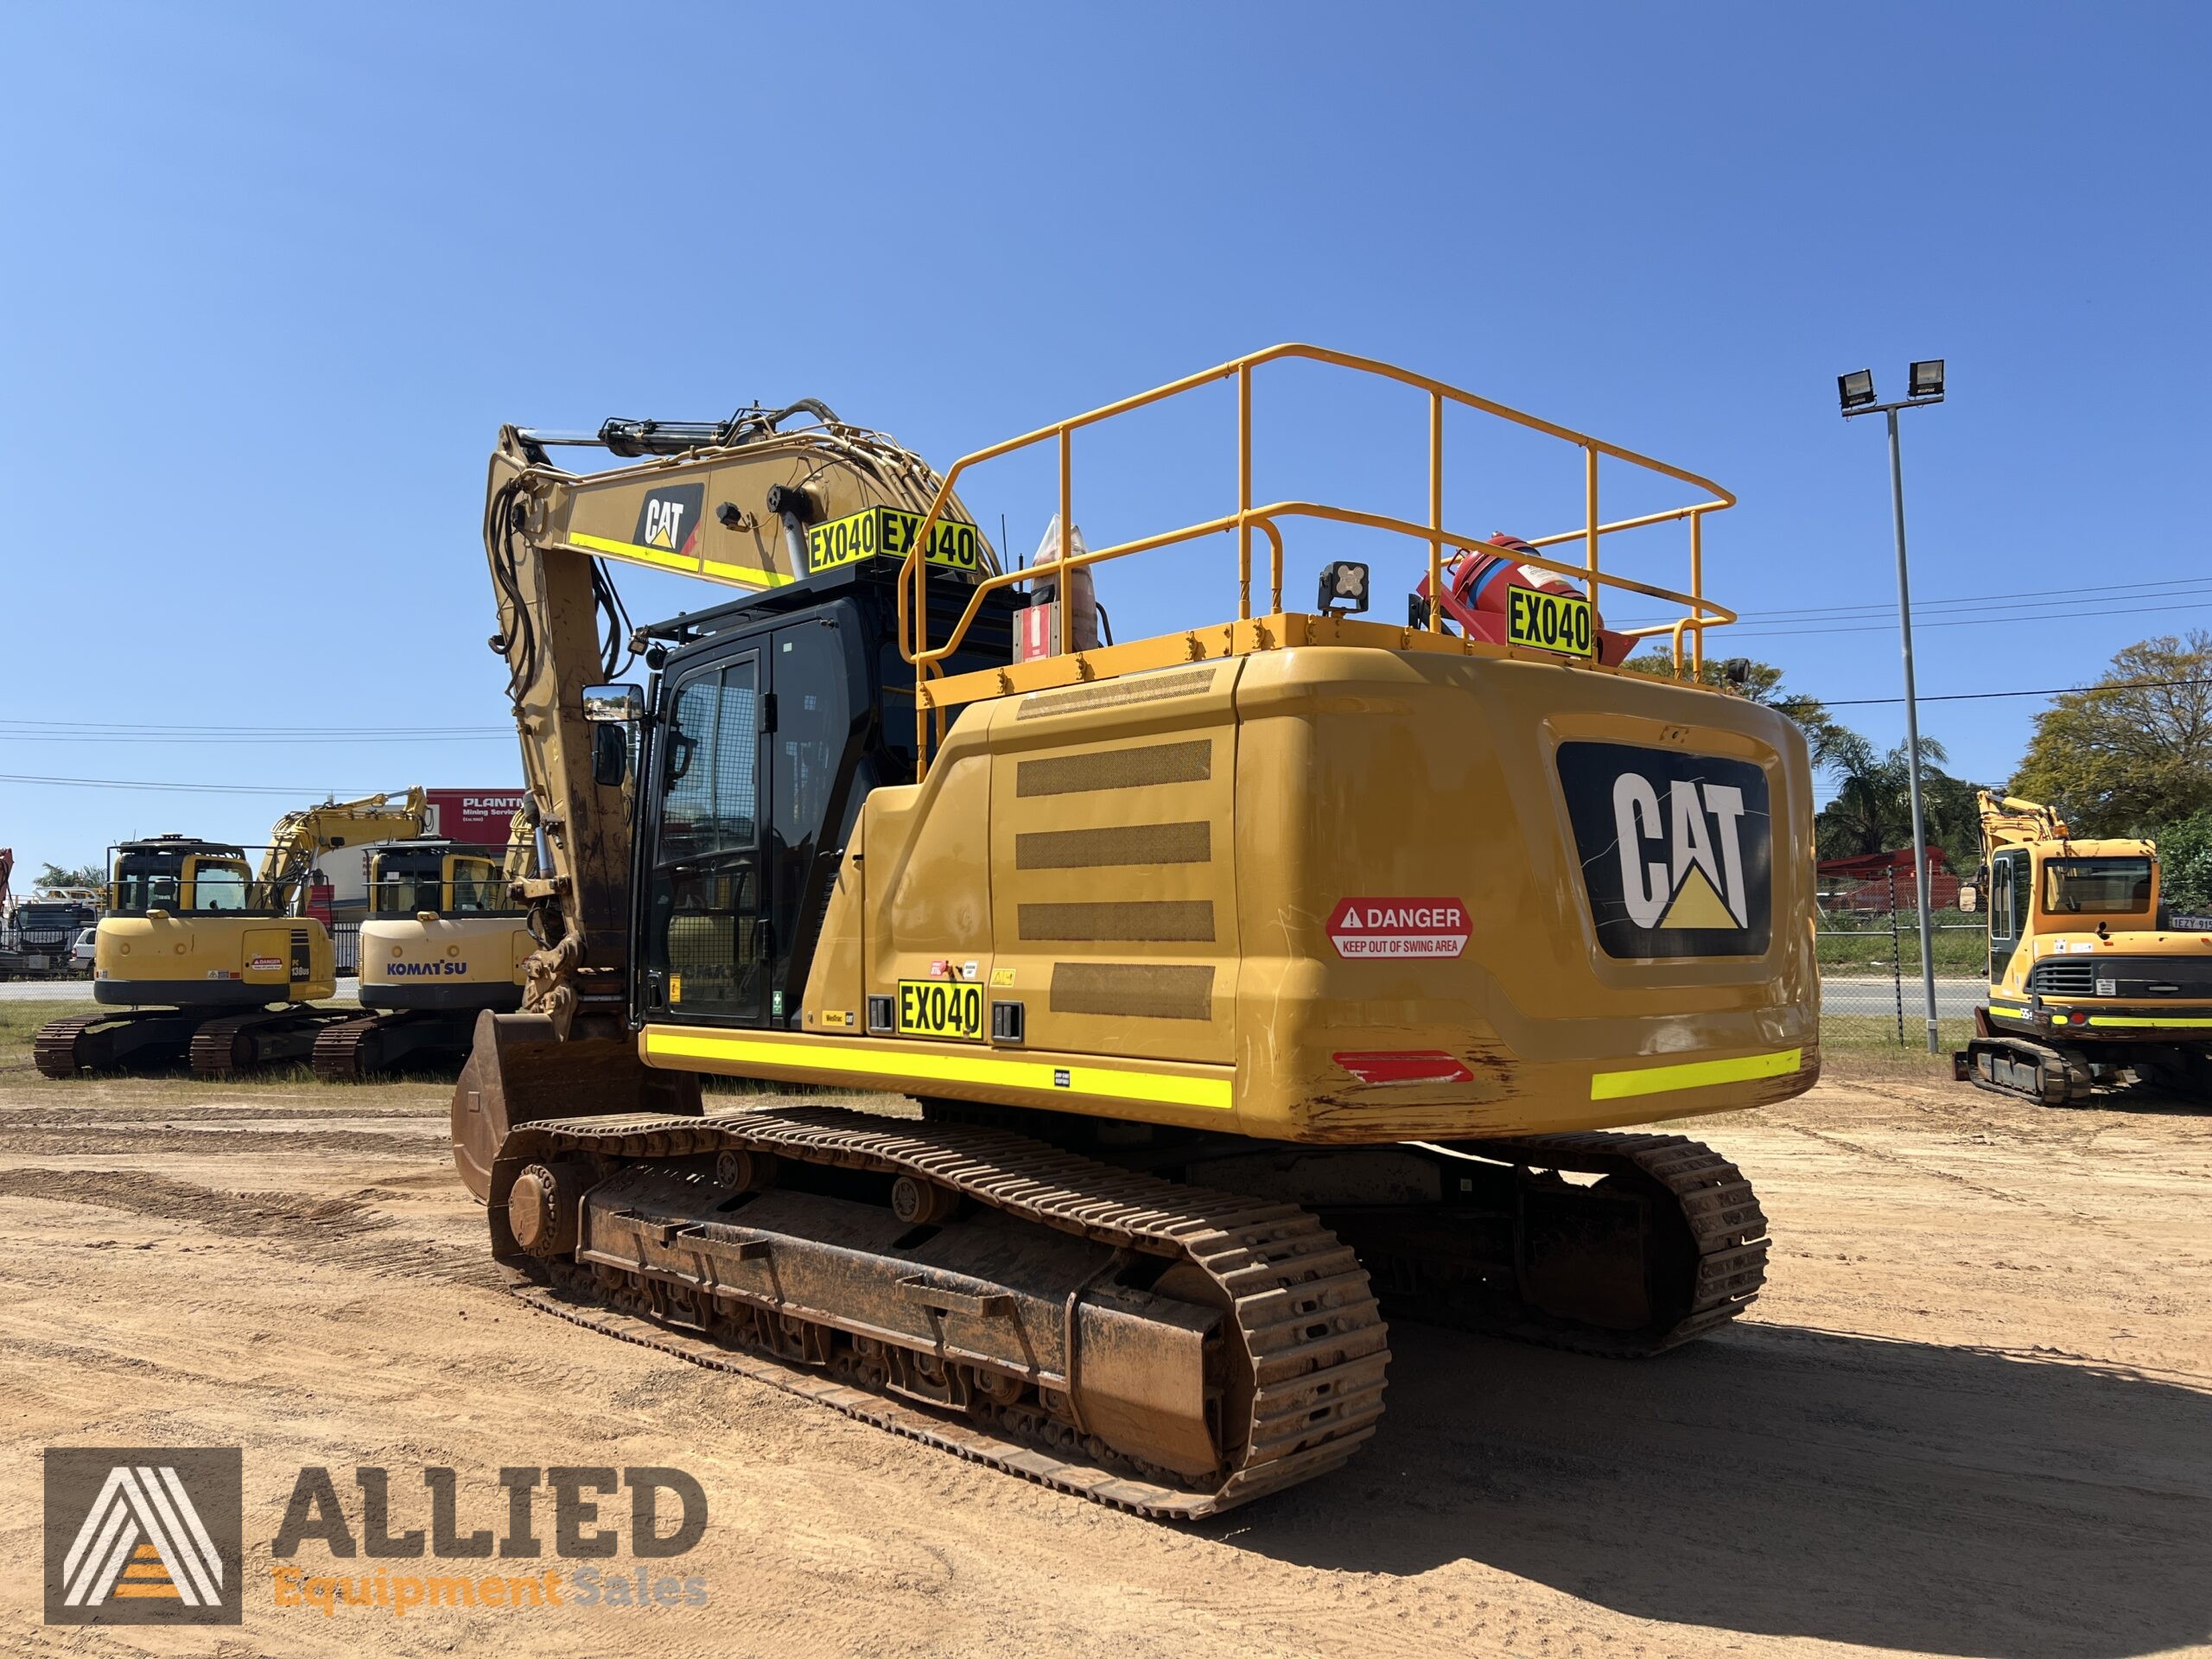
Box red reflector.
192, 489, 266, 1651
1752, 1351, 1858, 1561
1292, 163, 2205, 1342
2069, 1010, 2087, 1024
1332, 1050, 1475, 1086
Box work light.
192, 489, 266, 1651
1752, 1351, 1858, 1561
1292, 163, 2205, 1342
1317, 561, 1370, 615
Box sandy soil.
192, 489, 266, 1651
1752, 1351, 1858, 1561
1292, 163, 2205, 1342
0, 1051, 2206, 1659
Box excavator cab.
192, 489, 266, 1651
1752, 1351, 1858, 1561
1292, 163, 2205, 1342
620, 561, 1023, 1032
109, 838, 260, 919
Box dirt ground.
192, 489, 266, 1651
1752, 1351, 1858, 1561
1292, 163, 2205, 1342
1, 1015, 2206, 1659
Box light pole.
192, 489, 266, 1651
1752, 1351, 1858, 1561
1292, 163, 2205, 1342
1839, 359, 1946, 1053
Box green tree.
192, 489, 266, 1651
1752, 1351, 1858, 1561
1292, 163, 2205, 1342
2153, 810, 2212, 915
2009, 632, 2212, 836
36, 861, 104, 891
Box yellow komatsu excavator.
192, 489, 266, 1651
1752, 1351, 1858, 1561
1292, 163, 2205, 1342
35, 789, 428, 1077
1955, 791, 2212, 1103
450, 346, 1818, 1517
312, 814, 539, 1080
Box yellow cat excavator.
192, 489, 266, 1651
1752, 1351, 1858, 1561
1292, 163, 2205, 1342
1956, 791, 2212, 1103
450, 346, 1818, 1517
35, 789, 428, 1077
311, 814, 539, 1080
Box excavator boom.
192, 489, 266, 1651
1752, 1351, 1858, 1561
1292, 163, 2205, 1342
481, 412, 993, 1035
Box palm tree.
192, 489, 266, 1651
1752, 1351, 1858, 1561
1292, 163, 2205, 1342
1815, 735, 1977, 866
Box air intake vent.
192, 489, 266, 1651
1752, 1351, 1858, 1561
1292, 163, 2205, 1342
2027, 959, 2095, 996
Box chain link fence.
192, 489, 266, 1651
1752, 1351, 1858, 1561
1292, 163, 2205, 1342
1819, 864, 1984, 1041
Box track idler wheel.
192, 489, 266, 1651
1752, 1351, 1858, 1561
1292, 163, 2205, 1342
508, 1160, 594, 1257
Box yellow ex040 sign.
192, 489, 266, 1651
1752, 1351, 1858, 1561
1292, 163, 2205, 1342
1505, 587, 1593, 656
807, 505, 982, 577
897, 979, 985, 1041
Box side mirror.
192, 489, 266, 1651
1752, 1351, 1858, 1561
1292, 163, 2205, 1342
592, 721, 630, 788
583, 683, 644, 724
1958, 884, 1978, 913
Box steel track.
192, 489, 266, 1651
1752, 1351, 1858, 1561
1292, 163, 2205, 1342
1427, 1131, 1772, 1355
498, 1104, 1391, 1518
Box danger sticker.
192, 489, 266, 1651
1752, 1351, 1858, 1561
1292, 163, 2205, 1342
1326, 897, 1471, 959
248, 956, 283, 972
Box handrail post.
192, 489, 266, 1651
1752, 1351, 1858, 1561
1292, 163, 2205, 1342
912, 504, 928, 767
1237, 365, 1253, 621
1689, 508, 1706, 677
1058, 426, 1072, 656
1427, 391, 1444, 631
1584, 444, 1599, 587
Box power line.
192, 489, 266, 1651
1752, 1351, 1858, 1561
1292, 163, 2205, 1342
0, 733, 510, 746
0, 773, 386, 796
1730, 601, 2212, 640
1824, 676, 2212, 708
1617, 572, 2212, 630
0, 720, 507, 735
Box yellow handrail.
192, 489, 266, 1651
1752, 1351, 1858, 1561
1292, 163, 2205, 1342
895, 344, 1738, 758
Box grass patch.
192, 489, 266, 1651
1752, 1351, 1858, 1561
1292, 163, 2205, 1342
0, 1001, 80, 1066
1817, 911, 1986, 976
1819, 1014, 1974, 1081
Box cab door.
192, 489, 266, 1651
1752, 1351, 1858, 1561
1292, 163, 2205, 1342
763, 616, 859, 1027
640, 649, 768, 1025
1986, 850, 2024, 988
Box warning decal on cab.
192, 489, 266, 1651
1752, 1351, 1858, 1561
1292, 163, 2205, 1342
1326, 897, 1471, 959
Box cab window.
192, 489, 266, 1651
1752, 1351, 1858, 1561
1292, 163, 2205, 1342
448, 857, 501, 912
372, 865, 442, 914
661, 664, 760, 863
186, 859, 251, 912
115, 867, 182, 912
2042, 857, 2151, 916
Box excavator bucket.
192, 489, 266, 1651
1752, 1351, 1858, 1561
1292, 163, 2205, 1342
450, 1010, 698, 1200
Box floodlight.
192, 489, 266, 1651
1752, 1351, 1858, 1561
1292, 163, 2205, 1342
1317, 561, 1370, 615
1837, 370, 1877, 411
1909, 359, 1945, 399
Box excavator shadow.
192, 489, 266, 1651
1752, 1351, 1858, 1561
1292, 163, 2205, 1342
2063, 1080, 2212, 1116
1207, 1321, 2212, 1659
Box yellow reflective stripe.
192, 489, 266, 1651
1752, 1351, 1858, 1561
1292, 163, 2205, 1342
568, 531, 796, 588
2086, 1015, 2212, 1028
1590, 1046, 1802, 1101
641, 1027, 1233, 1110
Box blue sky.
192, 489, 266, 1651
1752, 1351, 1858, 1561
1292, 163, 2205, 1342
3, 3, 2205, 875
